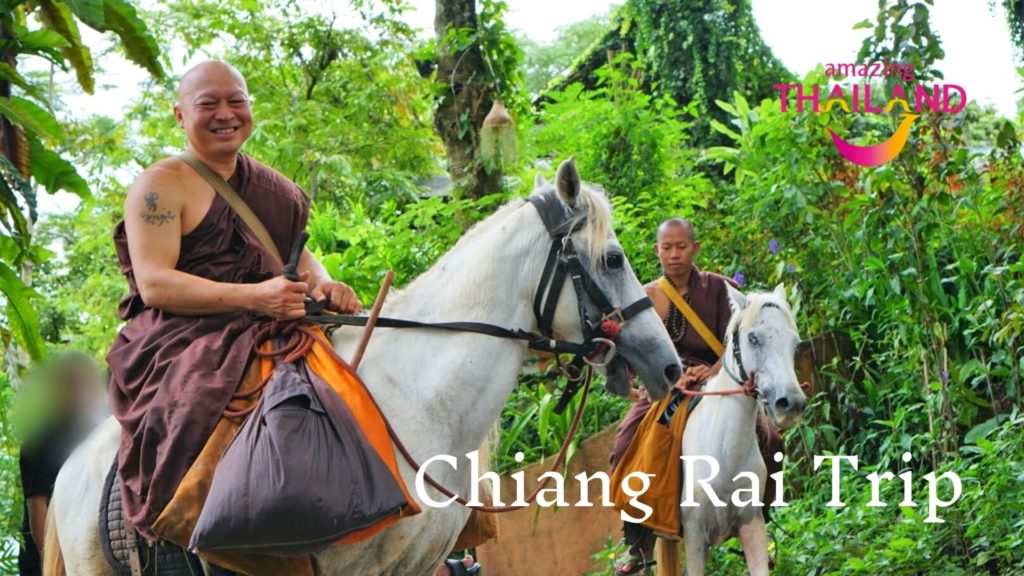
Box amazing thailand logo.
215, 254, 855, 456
773, 61, 967, 167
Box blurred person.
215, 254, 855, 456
18, 351, 105, 576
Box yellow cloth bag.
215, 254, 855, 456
609, 391, 695, 536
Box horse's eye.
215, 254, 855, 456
748, 332, 761, 346
605, 252, 624, 270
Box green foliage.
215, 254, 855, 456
618, 0, 792, 144
530, 53, 706, 201
583, 536, 628, 576
519, 8, 617, 95
0, 373, 19, 573
476, 0, 528, 114
1001, 0, 1024, 59
688, 2, 1024, 571
142, 0, 440, 209
306, 192, 506, 298
855, 0, 945, 83
494, 374, 630, 475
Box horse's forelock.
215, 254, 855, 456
570, 184, 612, 269
730, 292, 799, 337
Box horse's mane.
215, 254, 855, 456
385, 182, 613, 312
727, 291, 799, 338
526, 180, 613, 268
566, 182, 613, 268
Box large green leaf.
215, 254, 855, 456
0, 260, 46, 362
0, 62, 45, 101
16, 28, 71, 56
0, 153, 33, 243
27, 138, 91, 198
36, 0, 95, 93
63, 0, 106, 29
101, 0, 164, 79
0, 96, 62, 142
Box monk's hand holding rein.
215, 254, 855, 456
686, 364, 714, 383
310, 280, 363, 314
251, 271, 309, 319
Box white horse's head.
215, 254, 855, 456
529, 158, 681, 400
725, 283, 807, 429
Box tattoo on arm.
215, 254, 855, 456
140, 210, 177, 226
139, 191, 176, 226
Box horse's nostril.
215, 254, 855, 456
793, 396, 807, 413
775, 397, 790, 412
664, 363, 682, 384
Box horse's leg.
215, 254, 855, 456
737, 514, 770, 576
682, 521, 707, 576
52, 416, 120, 576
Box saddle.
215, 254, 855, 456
100, 458, 206, 576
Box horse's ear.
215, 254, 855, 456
772, 283, 787, 303
556, 157, 580, 208
534, 172, 548, 189
726, 284, 748, 313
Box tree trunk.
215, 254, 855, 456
433, 0, 501, 199
0, 18, 28, 179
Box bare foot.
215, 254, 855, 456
433, 555, 475, 576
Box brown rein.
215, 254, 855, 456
676, 374, 812, 398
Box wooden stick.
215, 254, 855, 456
351, 270, 394, 371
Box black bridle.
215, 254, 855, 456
720, 301, 782, 396
304, 191, 653, 412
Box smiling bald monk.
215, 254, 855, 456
107, 61, 362, 544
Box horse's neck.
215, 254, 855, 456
694, 347, 760, 437
339, 206, 543, 462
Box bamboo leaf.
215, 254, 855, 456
101, 0, 165, 79
0, 96, 61, 142
0, 260, 46, 362
36, 0, 95, 93
27, 137, 91, 198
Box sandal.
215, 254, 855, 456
613, 550, 655, 576
444, 558, 481, 576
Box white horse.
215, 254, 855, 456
45, 158, 683, 576
657, 283, 806, 576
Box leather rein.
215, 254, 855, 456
301, 192, 653, 512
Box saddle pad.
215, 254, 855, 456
100, 458, 205, 576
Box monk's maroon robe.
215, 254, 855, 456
107, 153, 309, 538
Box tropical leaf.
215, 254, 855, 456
0, 150, 35, 232
0, 63, 45, 101
27, 137, 90, 198
13, 28, 70, 62
63, 0, 106, 29
100, 0, 165, 78
0, 97, 62, 142
0, 260, 46, 362
17, 27, 71, 50
35, 0, 95, 93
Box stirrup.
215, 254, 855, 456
613, 548, 656, 576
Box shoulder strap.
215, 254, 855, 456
658, 276, 725, 358
178, 150, 284, 266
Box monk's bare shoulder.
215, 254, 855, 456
126, 158, 189, 228
643, 280, 663, 298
